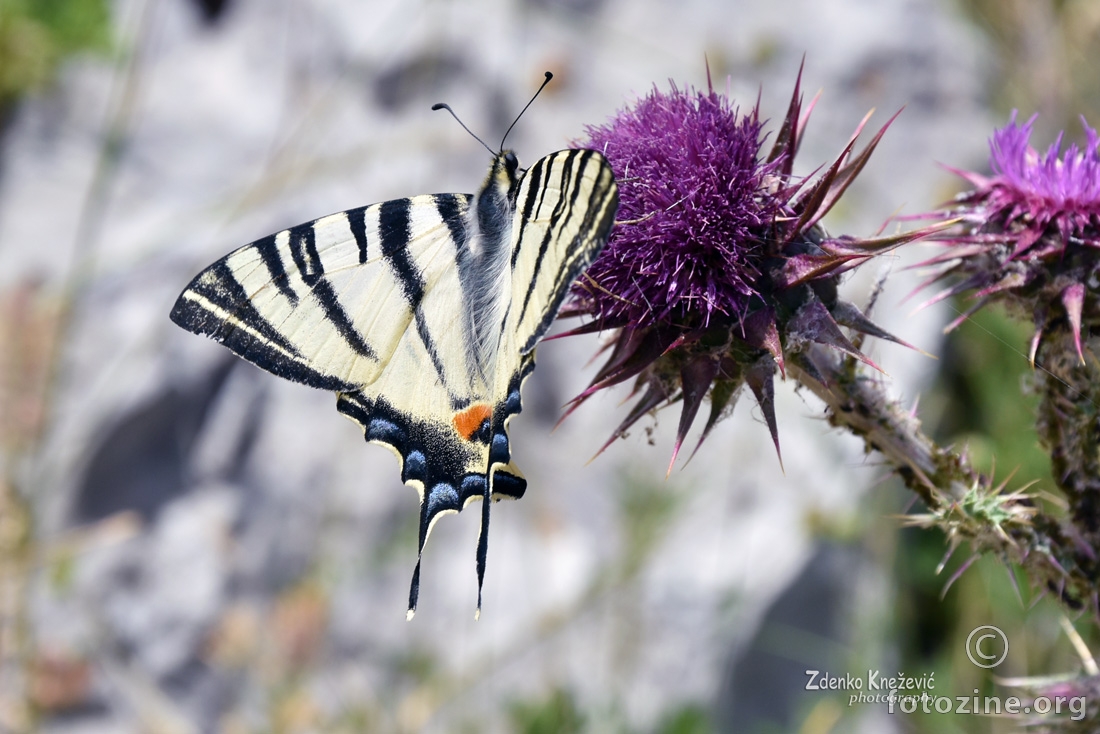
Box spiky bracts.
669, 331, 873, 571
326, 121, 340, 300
923, 113, 1100, 552
561, 68, 940, 469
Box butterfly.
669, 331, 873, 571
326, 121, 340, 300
170, 111, 618, 618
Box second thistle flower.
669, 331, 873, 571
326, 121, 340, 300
561, 70, 938, 470
920, 112, 1100, 363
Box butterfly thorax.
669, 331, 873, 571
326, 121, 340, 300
457, 151, 522, 380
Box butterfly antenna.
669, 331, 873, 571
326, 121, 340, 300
432, 102, 495, 157
499, 71, 553, 151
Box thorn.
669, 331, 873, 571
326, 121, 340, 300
1061, 282, 1086, 365
1029, 326, 1043, 368
1004, 564, 1024, 606
935, 542, 958, 574
743, 309, 785, 377
941, 553, 979, 599
589, 379, 671, 463
667, 358, 720, 476
745, 357, 783, 471
687, 378, 740, 464
791, 301, 886, 374
943, 298, 991, 334
830, 300, 933, 357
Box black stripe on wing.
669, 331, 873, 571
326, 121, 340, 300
434, 194, 469, 252
312, 279, 378, 360
283, 221, 378, 360
346, 205, 370, 264
378, 199, 425, 305
377, 198, 450, 389
170, 261, 358, 392
516, 151, 582, 325
512, 154, 550, 269
288, 222, 324, 286
521, 157, 619, 352
514, 150, 619, 353
513, 155, 553, 267
257, 234, 298, 305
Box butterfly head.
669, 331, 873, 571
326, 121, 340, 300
488, 150, 522, 203
471, 150, 523, 249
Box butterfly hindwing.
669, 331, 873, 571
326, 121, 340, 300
171, 148, 618, 617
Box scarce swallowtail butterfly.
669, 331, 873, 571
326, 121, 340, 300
170, 76, 618, 618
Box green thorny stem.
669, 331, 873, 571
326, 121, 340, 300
1036, 327, 1100, 573
788, 343, 1099, 616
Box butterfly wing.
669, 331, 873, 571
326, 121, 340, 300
171, 194, 527, 611
458, 149, 617, 616
171, 195, 475, 393
504, 149, 620, 359
480, 149, 619, 500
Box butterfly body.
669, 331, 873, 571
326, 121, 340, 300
461, 151, 520, 376
171, 147, 618, 616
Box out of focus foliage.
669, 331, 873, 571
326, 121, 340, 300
508, 688, 587, 734
0, 0, 111, 113
955, 0, 1100, 136
931, 305, 1050, 489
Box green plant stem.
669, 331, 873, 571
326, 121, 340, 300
789, 345, 1098, 614
1035, 330, 1100, 542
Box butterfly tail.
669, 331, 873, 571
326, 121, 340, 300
407, 561, 422, 621
407, 501, 433, 621
474, 473, 491, 621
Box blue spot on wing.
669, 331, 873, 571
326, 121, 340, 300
425, 483, 460, 517
366, 417, 405, 445
404, 450, 427, 482
460, 475, 488, 504
504, 388, 522, 414
489, 432, 510, 465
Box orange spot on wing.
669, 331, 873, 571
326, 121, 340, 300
453, 403, 492, 441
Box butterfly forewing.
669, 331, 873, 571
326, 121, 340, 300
505, 149, 620, 357
171, 195, 475, 391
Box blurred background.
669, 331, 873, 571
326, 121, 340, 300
1, 0, 1098, 732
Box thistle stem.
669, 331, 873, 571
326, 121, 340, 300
1035, 330, 1100, 542
789, 345, 1098, 614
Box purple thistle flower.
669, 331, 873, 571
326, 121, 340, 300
578, 84, 784, 328
560, 67, 940, 470
921, 112, 1100, 363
